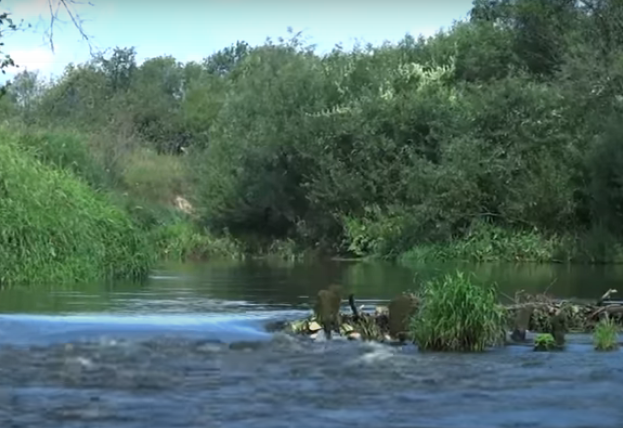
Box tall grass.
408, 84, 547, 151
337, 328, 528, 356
593, 316, 619, 351
0, 129, 153, 286
121, 147, 189, 204
150, 216, 243, 261
410, 271, 507, 352
12, 126, 118, 190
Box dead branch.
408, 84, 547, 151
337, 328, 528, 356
348, 293, 360, 322
589, 304, 623, 320
505, 302, 557, 311
45, 0, 95, 55
597, 288, 618, 306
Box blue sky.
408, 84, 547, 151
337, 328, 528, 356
2, 0, 474, 82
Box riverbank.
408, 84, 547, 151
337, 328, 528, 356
200, 218, 623, 265
396, 223, 623, 265
0, 128, 153, 285
2, 121, 623, 288
0, 125, 244, 286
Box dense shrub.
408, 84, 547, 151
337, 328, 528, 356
6, 2, 623, 262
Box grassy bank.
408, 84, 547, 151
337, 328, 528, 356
0, 128, 153, 286
0, 126, 245, 286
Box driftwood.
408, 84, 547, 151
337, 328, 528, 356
596, 288, 618, 306
589, 305, 623, 319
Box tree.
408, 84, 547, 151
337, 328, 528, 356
93, 47, 137, 93
6, 69, 45, 122
204, 40, 250, 77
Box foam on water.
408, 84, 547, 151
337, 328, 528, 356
0, 310, 306, 346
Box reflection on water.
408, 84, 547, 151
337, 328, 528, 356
0, 259, 621, 315
0, 259, 622, 427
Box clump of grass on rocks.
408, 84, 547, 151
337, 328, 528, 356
410, 271, 506, 352
593, 316, 619, 351
533, 333, 558, 351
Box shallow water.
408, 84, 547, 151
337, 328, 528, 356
1, 259, 623, 427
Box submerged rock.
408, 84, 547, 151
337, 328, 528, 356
548, 308, 567, 348
308, 321, 322, 332
511, 306, 534, 342
388, 293, 418, 342
347, 332, 362, 341
313, 285, 342, 340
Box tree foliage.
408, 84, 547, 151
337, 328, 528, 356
4, 2, 623, 258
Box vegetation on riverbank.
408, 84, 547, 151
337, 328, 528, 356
4, 0, 623, 284
0, 128, 152, 285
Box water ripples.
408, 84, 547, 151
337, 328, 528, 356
0, 330, 621, 428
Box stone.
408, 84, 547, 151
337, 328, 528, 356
388, 293, 418, 342
314, 285, 343, 340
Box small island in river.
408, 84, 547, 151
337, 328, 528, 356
280, 272, 623, 353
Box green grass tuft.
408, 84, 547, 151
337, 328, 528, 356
593, 316, 619, 351
410, 271, 507, 352
533, 333, 558, 351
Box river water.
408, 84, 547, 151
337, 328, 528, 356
0, 259, 622, 427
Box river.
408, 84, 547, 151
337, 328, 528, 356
0, 259, 622, 427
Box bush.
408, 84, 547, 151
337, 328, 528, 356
410, 271, 506, 352
0, 129, 153, 286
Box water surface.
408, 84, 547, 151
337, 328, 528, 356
0, 259, 622, 427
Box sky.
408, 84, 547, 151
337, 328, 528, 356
1, 0, 474, 82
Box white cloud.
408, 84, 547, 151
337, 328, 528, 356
5, 47, 56, 76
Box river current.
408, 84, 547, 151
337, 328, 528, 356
0, 260, 621, 427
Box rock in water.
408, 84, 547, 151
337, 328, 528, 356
549, 309, 567, 347
511, 306, 534, 342
314, 285, 343, 340
388, 293, 418, 342
308, 321, 322, 332
347, 331, 362, 341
